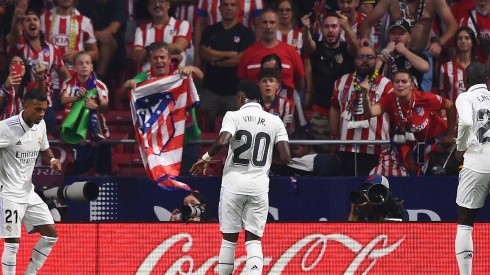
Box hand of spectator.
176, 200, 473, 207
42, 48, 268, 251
300, 13, 311, 31
63, 49, 78, 64
180, 66, 194, 77
95, 30, 113, 44
14, 0, 27, 19
170, 209, 182, 221
50, 158, 62, 171
122, 79, 136, 91
35, 64, 46, 82
77, 87, 87, 99
85, 97, 98, 110
5, 71, 22, 88
171, 54, 183, 64
359, 78, 370, 92
395, 42, 408, 55
336, 11, 350, 30
190, 159, 208, 176
428, 41, 442, 57
384, 42, 396, 54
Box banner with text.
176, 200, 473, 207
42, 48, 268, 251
13, 223, 490, 274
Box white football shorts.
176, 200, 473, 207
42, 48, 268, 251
219, 187, 268, 237
0, 191, 54, 238
456, 167, 490, 209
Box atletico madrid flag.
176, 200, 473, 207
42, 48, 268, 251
130, 74, 199, 190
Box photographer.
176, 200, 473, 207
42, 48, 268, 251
170, 191, 209, 222
348, 174, 405, 222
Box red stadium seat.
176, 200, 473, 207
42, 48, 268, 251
105, 110, 134, 138
111, 153, 146, 176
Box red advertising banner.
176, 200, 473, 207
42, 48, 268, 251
12, 223, 490, 274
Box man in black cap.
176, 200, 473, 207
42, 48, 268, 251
377, 19, 429, 88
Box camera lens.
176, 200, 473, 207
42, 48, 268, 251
181, 204, 204, 219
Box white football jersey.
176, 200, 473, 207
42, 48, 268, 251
0, 113, 49, 203
220, 102, 289, 195
456, 84, 490, 173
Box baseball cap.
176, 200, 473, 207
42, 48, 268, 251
388, 19, 411, 34
365, 174, 390, 188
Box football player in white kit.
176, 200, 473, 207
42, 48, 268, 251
0, 89, 61, 275
190, 80, 291, 275
454, 62, 490, 275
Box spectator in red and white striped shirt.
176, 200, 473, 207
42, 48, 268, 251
258, 68, 296, 133
0, 55, 31, 120
60, 51, 110, 175
439, 26, 477, 103
330, 46, 393, 176
133, 0, 192, 71
40, 0, 99, 100
459, 0, 490, 64
276, 0, 302, 55
7, 3, 71, 137
40, 0, 98, 66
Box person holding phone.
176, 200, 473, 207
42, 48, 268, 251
0, 55, 44, 121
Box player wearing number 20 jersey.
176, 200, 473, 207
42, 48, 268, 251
191, 81, 290, 275
220, 102, 289, 195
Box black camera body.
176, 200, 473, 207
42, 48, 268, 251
350, 183, 405, 221
181, 204, 205, 221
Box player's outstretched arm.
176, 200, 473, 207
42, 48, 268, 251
190, 131, 232, 176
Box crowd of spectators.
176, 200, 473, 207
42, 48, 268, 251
0, 0, 481, 177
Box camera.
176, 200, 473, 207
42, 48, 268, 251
181, 204, 205, 220
366, 184, 390, 205
37, 181, 99, 222
350, 183, 390, 205
40, 181, 99, 202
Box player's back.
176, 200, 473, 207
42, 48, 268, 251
220, 102, 289, 195
456, 85, 490, 172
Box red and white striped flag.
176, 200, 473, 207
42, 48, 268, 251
130, 74, 199, 190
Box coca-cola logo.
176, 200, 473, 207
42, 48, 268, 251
137, 233, 405, 274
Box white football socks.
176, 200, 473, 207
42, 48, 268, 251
24, 236, 57, 275
455, 224, 473, 275
2, 242, 19, 275
218, 239, 236, 275
245, 240, 263, 275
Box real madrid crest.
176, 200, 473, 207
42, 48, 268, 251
38, 137, 42, 145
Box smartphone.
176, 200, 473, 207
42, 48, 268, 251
11, 63, 23, 76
